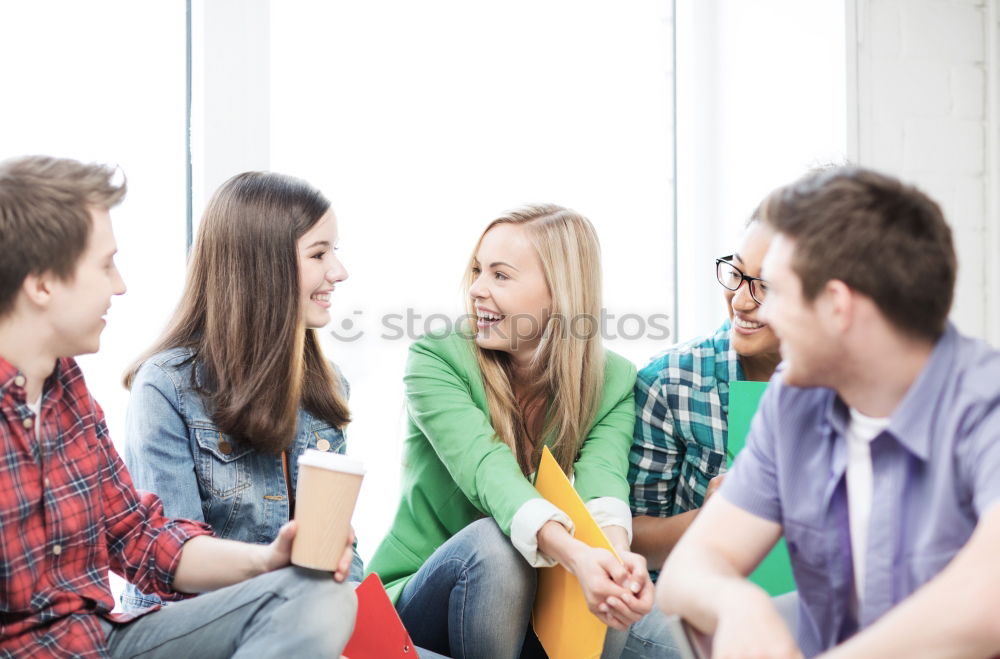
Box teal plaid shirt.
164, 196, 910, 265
629, 321, 744, 517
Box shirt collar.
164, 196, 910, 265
883, 323, 957, 460
823, 323, 957, 461
0, 354, 67, 404
713, 319, 745, 383
0, 355, 20, 399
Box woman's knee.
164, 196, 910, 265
454, 519, 536, 600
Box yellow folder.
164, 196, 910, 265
531, 446, 621, 659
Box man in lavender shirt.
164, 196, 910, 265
656, 167, 1000, 658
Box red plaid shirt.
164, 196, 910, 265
0, 356, 212, 658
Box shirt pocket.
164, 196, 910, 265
785, 518, 830, 577
309, 425, 346, 455
192, 426, 253, 498
784, 518, 835, 639
676, 444, 726, 510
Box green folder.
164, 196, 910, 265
727, 381, 796, 596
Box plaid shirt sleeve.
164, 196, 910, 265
94, 404, 212, 600
629, 367, 684, 517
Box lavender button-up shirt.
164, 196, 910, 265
722, 324, 1000, 656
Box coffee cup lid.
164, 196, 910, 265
297, 448, 365, 475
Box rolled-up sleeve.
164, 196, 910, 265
99, 416, 211, 599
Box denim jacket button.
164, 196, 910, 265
219, 440, 233, 455
316, 439, 331, 452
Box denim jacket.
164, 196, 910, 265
120, 346, 362, 612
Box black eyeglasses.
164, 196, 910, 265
715, 255, 768, 305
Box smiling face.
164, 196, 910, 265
44, 206, 126, 357
297, 211, 348, 329
469, 222, 552, 360
759, 233, 840, 387
723, 222, 781, 364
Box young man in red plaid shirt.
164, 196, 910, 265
0, 156, 358, 658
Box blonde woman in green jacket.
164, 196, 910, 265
368, 204, 654, 658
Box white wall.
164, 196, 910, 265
849, 0, 999, 343
0, 1, 189, 451
675, 0, 849, 342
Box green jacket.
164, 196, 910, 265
367, 330, 638, 603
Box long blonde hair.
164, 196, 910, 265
465, 204, 605, 475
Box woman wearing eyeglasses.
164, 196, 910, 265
619, 211, 784, 657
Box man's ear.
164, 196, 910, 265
20, 271, 54, 309
818, 279, 853, 334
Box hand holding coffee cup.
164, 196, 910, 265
291, 449, 365, 572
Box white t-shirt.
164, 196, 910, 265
846, 408, 890, 608
26, 397, 41, 441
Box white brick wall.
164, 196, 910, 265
850, 0, 998, 342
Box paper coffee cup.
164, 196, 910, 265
291, 449, 365, 571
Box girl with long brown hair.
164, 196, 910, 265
368, 204, 655, 658
118, 171, 358, 611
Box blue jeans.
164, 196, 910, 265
617, 591, 801, 658
396, 518, 627, 659
397, 518, 536, 659
100, 566, 356, 658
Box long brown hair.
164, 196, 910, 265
465, 204, 605, 475
125, 171, 350, 453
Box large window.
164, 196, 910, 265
0, 0, 189, 448
266, 0, 676, 561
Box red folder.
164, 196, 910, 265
343, 573, 417, 659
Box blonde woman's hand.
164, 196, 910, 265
566, 546, 635, 631
602, 550, 654, 626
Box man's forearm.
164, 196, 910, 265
172, 535, 269, 593
820, 506, 1000, 659
631, 511, 698, 568
655, 497, 783, 636
819, 575, 999, 659
657, 537, 769, 634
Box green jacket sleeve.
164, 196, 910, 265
573, 352, 638, 504
404, 333, 541, 535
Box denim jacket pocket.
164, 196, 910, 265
192, 427, 253, 498
309, 425, 346, 454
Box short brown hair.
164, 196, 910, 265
761, 166, 956, 340
0, 155, 126, 317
